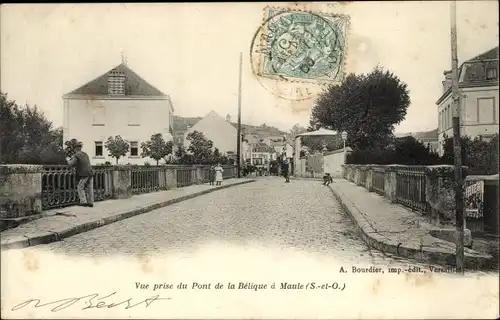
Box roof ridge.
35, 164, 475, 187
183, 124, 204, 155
466, 46, 499, 62
64, 62, 167, 97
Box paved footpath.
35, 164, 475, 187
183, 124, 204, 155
0, 178, 254, 250
329, 179, 494, 270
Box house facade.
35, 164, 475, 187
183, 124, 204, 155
183, 110, 243, 157
63, 62, 174, 165
436, 46, 499, 155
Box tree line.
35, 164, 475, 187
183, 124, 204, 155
289, 67, 498, 176
1, 92, 233, 166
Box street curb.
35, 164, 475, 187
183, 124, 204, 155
1, 180, 256, 251
328, 184, 495, 271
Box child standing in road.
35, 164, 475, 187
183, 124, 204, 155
214, 163, 224, 186
209, 166, 215, 185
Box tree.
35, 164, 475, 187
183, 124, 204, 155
346, 136, 440, 165
441, 134, 498, 175
0, 92, 66, 164
173, 144, 194, 164
186, 131, 214, 164
301, 135, 342, 152
64, 138, 83, 158
140, 133, 173, 165
105, 135, 130, 164
309, 67, 410, 151
212, 147, 221, 164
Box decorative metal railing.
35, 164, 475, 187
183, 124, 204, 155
358, 168, 367, 187
395, 166, 427, 213
41, 165, 113, 210
177, 167, 196, 188
39, 164, 238, 210
222, 165, 234, 179
130, 166, 163, 195
372, 167, 385, 195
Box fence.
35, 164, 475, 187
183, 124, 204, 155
395, 166, 427, 213
372, 167, 385, 196
342, 164, 467, 220
342, 164, 499, 235
0, 164, 239, 217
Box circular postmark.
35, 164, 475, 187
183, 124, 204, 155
250, 7, 349, 101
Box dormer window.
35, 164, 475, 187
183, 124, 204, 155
486, 68, 497, 80
108, 69, 126, 96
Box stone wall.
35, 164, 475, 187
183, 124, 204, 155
0, 164, 237, 220
342, 164, 468, 225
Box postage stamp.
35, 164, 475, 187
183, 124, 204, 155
251, 6, 350, 85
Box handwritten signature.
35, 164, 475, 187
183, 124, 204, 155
11, 292, 171, 312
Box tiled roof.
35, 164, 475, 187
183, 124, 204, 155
252, 142, 275, 153
437, 46, 499, 104
65, 63, 167, 96
467, 47, 499, 62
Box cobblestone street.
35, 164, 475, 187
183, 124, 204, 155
3, 178, 498, 319
29, 178, 442, 268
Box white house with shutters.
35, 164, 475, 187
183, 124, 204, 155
62, 62, 174, 165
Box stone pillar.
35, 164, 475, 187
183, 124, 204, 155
384, 165, 397, 203
425, 165, 468, 223
294, 137, 301, 176
366, 166, 374, 192
0, 165, 43, 218
196, 166, 203, 184
166, 167, 177, 189
300, 158, 306, 177
112, 167, 132, 199
354, 166, 361, 185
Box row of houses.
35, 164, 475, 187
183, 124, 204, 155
62, 61, 294, 166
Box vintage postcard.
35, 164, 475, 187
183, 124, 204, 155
1, 2, 499, 319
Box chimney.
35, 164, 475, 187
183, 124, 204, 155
108, 69, 126, 96
226, 114, 231, 122
442, 70, 453, 93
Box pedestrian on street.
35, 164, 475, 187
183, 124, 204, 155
282, 158, 290, 183
67, 143, 94, 207
209, 165, 215, 185
214, 163, 224, 186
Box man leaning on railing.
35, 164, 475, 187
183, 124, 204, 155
67, 142, 94, 207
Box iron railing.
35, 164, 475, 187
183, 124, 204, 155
177, 167, 197, 188
222, 165, 234, 179
395, 166, 427, 213
358, 168, 367, 187
372, 167, 385, 195
41, 165, 113, 210
40, 164, 237, 210
130, 166, 163, 195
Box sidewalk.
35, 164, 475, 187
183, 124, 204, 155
329, 179, 494, 270
1, 178, 254, 250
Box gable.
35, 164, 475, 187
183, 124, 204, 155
186, 111, 237, 136
65, 63, 166, 97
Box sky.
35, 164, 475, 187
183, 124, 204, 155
1, 2, 498, 133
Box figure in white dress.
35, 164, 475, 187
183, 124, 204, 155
214, 163, 224, 186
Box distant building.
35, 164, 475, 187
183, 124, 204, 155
395, 129, 439, 153
183, 110, 243, 157
247, 142, 276, 170
62, 62, 174, 165
436, 46, 499, 155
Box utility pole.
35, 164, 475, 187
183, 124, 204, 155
236, 52, 243, 178
450, 0, 465, 274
